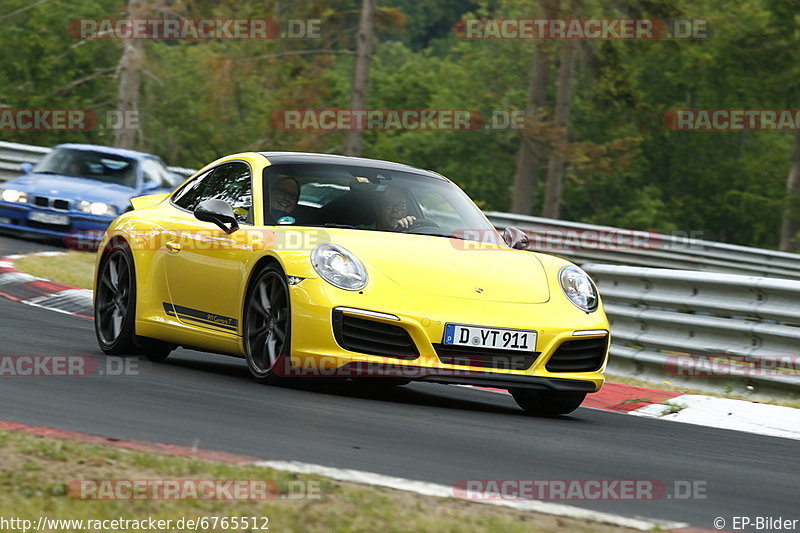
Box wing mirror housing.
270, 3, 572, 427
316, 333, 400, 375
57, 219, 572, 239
194, 199, 239, 234
502, 226, 530, 250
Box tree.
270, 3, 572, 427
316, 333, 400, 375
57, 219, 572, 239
541, 37, 577, 219
510, 0, 555, 215
113, 0, 146, 149
780, 131, 800, 250
343, 0, 376, 156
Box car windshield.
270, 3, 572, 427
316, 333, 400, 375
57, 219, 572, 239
33, 148, 138, 188
263, 162, 501, 243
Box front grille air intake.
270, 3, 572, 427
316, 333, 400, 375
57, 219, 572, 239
545, 337, 608, 372
332, 310, 419, 359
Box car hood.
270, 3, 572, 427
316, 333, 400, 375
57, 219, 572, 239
5, 174, 138, 206
325, 229, 551, 303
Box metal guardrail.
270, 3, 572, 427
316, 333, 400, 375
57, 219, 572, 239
486, 212, 800, 280
584, 264, 800, 397
0, 140, 193, 181
0, 141, 50, 180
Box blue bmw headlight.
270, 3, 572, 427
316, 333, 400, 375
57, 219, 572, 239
559, 265, 598, 312
77, 201, 118, 217
0, 189, 29, 203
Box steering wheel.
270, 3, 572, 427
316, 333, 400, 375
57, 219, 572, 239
405, 218, 441, 234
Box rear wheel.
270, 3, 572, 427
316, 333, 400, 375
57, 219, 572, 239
243, 265, 291, 384
510, 389, 586, 416
95, 245, 172, 361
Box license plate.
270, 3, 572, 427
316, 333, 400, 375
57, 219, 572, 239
29, 211, 69, 225
443, 323, 537, 352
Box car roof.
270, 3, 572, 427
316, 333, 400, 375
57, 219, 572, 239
55, 143, 159, 161
259, 152, 448, 181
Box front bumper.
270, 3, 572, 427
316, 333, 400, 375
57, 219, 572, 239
0, 202, 113, 245
280, 276, 610, 392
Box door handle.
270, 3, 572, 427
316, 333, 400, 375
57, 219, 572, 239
166, 241, 181, 252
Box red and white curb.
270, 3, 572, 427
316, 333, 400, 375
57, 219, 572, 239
468, 385, 800, 441
0, 253, 93, 318
3, 252, 799, 442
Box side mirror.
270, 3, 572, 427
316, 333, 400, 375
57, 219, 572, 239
195, 199, 239, 234
502, 227, 530, 250
19, 162, 33, 174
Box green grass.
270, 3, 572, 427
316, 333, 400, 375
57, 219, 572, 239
0, 429, 641, 533
14, 251, 96, 290
658, 400, 688, 415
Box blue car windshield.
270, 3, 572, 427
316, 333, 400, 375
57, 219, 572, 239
34, 148, 138, 188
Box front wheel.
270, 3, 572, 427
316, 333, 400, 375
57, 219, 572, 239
510, 389, 586, 416
243, 265, 291, 384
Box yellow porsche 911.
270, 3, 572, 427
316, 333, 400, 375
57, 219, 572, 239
94, 152, 609, 415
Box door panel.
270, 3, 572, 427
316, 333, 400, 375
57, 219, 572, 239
162, 209, 248, 334
160, 161, 255, 335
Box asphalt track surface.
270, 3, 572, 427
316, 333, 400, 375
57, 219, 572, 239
0, 235, 797, 529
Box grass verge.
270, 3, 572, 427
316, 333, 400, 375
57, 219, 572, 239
13, 251, 95, 290
0, 428, 640, 533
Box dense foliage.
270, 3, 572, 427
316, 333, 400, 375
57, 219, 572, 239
1, 0, 798, 248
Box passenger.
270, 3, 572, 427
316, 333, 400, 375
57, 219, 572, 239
269, 176, 300, 221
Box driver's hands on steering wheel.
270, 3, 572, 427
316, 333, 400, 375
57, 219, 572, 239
393, 215, 416, 230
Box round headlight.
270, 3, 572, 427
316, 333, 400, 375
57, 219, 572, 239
559, 265, 598, 312
78, 201, 117, 216
91, 202, 116, 216
311, 243, 368, 291
1, 189, 28, 203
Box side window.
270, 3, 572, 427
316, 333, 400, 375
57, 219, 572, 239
172, 168, 214, 212
172, 162, 253, 224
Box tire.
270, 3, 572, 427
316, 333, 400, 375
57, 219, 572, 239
510, 389, 586, 416
243, 264, 291, 384
95, 244, 172, 361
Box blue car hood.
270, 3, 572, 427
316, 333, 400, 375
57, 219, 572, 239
5, 174, 139, 208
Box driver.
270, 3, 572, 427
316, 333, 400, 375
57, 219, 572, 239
375, 186, 416, 231
66, 159, 86, 177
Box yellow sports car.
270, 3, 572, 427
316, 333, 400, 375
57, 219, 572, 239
94, 152, 609, 415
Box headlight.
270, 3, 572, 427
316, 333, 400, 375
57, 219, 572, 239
311, 243, 368, 291
77, 201, 118, 217
1, 189, 28, 203
559, 265, 598, 312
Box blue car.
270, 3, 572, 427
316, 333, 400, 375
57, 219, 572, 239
0, 143, 182, 247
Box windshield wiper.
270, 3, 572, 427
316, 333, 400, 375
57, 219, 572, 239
324, 223, 358, 229
416, 232, 502, 244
